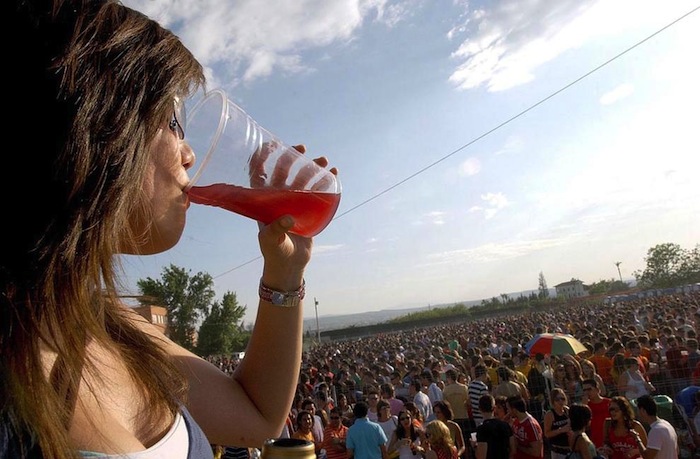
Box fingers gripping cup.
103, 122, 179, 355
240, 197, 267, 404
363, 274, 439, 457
184, 89, 341, 237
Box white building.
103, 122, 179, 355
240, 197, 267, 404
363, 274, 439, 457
554, 279, 588, 299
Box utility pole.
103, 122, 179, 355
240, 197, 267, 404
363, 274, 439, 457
314, 298, 320, 342
615, 261, 623, 282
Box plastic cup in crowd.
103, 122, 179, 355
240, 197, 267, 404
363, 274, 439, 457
184, 88, 341, 237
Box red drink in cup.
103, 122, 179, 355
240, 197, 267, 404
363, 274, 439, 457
183, 89, 341, 237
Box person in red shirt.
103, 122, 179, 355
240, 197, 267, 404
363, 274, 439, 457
507, 395, 543, 459
665, 335, 692, 394
582, 378, 611, 449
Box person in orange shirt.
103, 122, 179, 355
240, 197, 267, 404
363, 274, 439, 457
587, 342, 613, 389
322, 407, 349, 459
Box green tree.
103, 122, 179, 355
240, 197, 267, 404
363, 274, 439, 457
196, 292, 248, 356
588, 278, 630, 295
634, 243, 700, 289
538, 271, 549, 298
137, 264, 215, 351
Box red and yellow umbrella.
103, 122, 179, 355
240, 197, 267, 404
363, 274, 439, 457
525, 333, 587, 356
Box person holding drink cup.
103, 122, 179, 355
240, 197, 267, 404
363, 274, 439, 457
2, 1, 338, 458
388, 410, 425, 459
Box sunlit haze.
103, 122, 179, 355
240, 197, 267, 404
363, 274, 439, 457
121, 0, 700, 325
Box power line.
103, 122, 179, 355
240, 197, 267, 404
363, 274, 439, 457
213, 6, 699, 280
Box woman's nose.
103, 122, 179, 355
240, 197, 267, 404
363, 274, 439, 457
182, 141, 196, 170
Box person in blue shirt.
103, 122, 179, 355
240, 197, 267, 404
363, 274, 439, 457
346, 402, 388, 459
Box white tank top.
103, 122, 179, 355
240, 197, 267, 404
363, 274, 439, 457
80, 411, 189, 459
624, 370, 649, 400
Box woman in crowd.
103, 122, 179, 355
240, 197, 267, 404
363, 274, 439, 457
3, 0, 336, 457
292, 411, 323, 457
610, 354, 628, 392
567, 403, 597, 459
580, 359, 607, 397
388, 410, 425, 459
601, 396, 647, 459
432, 402, 465, 459
543, 388, 570, 459
377, 400, 399, 447
423, 420, 458, 459
617, 358, 654, 401
553, 363, 568, 391
405, 402, 425, 429
562, 358, 584, 403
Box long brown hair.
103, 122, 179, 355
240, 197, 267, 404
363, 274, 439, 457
3, 0, 204, 457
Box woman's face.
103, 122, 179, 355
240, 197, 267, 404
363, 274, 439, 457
299, 414, 313, 431
433, 406, 445, 421
553, 393, 567, 407
127, 104, 195, 255
608, 402, 622, 421
555, 366, 566, 378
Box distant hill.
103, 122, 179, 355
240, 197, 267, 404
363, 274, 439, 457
303, 288, 558, 333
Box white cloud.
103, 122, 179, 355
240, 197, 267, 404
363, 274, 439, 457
313, 244, 345, 254
459, 157, 481, 176
124, 0, 403, 84
469, 192, 509, 219
493, 136, 523, 156
425, 237, 575, 264
599, 84, 634, 106
447, 0, 671, 92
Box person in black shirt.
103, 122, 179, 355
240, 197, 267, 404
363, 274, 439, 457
475, 395, 515, 459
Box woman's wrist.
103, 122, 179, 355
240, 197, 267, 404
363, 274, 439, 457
260, 269, 305, 292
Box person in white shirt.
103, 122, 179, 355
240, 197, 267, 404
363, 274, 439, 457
409, 380, 433, 422
635, 395, 678, 459
420, 371, 444, 406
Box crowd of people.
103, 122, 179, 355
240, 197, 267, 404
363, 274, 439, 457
211, 290, 700, 458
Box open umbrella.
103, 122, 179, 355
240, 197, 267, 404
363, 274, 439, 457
525, 333, 587, 356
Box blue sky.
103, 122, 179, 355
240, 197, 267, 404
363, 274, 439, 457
121, 0, 700, 325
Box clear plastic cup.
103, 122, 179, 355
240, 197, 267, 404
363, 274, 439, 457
184, 88, 341, 237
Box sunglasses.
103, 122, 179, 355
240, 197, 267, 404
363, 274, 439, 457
399, 416, 411, 421
609, 407, 620, 412
554, 397, 566, 402
330, 416, 340, 420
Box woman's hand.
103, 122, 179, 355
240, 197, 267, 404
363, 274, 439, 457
257, 146, 337, 290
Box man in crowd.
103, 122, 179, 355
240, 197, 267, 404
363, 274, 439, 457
582, 378, 610, 449
380, 383, 404, 417
469, 364, 491, 427
635, 395, 678, 459
507, 395, 543, 459
346, 401, 388, 459
409, 380, 433, 422
475, 394, 515, 459
323, 407, 349, 459
421, 370, 444, 406
390, 371, 410, 401
366, 388, 381, 422
588, 342, 613, 391
442, 369, 472, 443
666, 335, 692, 395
